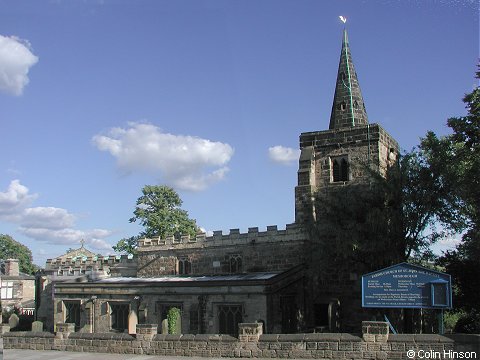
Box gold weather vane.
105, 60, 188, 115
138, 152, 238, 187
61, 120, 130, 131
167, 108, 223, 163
339, 16, 347, 24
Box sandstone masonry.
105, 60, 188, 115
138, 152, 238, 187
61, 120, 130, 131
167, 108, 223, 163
2, 322, 479, 359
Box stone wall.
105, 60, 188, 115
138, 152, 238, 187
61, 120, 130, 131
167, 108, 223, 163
52, 265, 305, 335
45, 254, 137, 277
2, 322, 479, 359
295, 123, 398, 224
137, 224, 307, 277
293, 123, 401, 332
300, 124, 398, 189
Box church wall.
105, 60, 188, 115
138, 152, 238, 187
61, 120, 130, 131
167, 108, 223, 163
298, 123, 398, 188
295, 124, 398, 224
137, 225, 307, 277
53, 282, 270, 335
295, 123, 400, 332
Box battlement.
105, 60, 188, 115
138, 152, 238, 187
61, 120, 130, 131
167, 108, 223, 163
138, 223, 305, 251
300, 123, 398, 150
46, 254, 135, 269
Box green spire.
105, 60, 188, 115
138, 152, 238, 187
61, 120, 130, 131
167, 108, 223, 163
329, 29, 368, 129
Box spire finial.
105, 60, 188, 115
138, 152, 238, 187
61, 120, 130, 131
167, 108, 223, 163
80, 239, 85, 248
339, 16, 347, 24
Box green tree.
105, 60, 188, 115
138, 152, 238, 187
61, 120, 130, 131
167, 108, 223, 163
308, 150, 449, 276
307, 152, 454, 333
0, 234, 37, 275
113, 185, 198, 254
112, 236, 139, 255
397, 150, 460, 261
421, 67, 480, 332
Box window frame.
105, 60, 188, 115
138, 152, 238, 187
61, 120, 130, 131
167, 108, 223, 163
331, 155, 350, 182
178, 257, 192, 275
0, 280, 14, 299
229, 255, 242, 274
217, 304, 243, 337
64, 300, 82, 330
109, 302, 130, 333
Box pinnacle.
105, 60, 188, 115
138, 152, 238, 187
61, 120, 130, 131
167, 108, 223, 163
329, 29, 369, 129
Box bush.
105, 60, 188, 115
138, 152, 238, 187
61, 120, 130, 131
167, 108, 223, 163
167, 307, 181, 334
453, 310, 480, 334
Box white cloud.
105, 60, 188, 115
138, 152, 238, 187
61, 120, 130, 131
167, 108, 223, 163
21, 207, 76, 229
0, 35, 38, 96
18, 227, 113, 251
0, 180, 112, 251
268, 145, 300, 165
0, 180, 38, 218
93, 122, 234, 191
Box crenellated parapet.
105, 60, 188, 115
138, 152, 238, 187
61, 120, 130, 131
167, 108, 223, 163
46, 254, 135, 269
136, 223, 307, 276
44, 254, 137, 278
137, 223, 305, 252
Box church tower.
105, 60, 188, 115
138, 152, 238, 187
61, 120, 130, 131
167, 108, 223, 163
295, 29, 399, 224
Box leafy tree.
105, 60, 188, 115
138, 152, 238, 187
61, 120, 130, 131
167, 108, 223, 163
397, 150, 461, 261
306, 151, 454, 333
113, 185, 198, 254
421, 67, 479, 332
112, 236, 139, 255
309, 181, 401, 275
0, 234, 37, 275
307, 150, 450, 276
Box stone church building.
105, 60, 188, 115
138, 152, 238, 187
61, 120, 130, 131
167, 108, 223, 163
41, 29, 398, 336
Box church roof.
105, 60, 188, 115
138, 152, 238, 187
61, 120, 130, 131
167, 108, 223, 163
52, 240, 98, 261
329, 29, 369, 129
94, 272, 280, 283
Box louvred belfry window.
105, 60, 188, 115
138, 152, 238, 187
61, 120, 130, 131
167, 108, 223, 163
331, 156, 349, 182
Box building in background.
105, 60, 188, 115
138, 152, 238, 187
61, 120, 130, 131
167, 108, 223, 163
35, 242, 136, 332
0, 259, 35, 316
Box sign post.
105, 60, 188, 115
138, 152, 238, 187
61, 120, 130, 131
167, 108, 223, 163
362, 263, 452, 334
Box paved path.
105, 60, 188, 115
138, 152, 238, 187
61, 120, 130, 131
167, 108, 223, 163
4, 349, 232, 360
3, 349, 287, 360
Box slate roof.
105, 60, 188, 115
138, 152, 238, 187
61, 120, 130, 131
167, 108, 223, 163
94, 272, 280, 283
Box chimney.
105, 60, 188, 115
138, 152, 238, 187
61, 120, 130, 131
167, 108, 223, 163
5, 259, 19, 276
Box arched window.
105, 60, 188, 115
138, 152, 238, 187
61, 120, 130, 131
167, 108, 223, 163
110, 303, 129, 332
337, 102, 347, 111
331, 156, 349, 182
218, 305, 243, 337
229, 255, 242, 273
178, 258, 191, 275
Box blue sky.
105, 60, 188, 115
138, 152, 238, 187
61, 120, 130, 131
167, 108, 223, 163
0, 0, 478, 266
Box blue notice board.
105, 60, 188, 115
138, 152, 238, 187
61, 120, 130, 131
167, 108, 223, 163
362, 263, 452, 309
